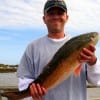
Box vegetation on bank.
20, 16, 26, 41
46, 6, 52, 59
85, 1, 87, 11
0, 64, 18, 68
0, 64, 18, 73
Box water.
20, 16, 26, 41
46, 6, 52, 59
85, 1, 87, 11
0, 73, 18, 100
0, 73, 18, 87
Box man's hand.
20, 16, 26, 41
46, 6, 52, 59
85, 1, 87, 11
29, 83, 47, 100
78, 44, 97, 65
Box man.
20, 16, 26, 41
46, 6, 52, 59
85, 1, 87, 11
17, 0, 100, 100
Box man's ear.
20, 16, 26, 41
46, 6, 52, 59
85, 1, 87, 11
66, 15, 69, 23
43, 16, 46, 24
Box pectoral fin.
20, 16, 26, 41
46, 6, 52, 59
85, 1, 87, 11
74, 64, 82, 76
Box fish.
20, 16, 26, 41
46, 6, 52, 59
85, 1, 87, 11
1, 32, 99, 100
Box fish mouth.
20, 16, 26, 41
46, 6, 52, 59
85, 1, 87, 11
90, 32, 99, 44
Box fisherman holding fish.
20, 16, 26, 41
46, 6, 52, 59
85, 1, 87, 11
17, 0, 100, 100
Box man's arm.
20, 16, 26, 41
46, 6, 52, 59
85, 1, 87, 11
87, 59, 100, 86
78, 44, 100, 86
18, 77, 34, 91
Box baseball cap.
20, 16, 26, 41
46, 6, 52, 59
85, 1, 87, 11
44, 0, 67, 14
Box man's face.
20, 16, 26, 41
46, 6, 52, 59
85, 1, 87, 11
43, 7, 68, 33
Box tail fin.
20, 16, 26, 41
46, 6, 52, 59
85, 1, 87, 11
1, 88, 31, 100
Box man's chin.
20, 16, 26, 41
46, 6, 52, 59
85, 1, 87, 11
50, 29, 62, 33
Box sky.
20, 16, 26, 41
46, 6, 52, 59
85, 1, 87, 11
0, 0, 100, 65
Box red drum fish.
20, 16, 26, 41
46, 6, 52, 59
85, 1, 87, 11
1, 32, 99, 100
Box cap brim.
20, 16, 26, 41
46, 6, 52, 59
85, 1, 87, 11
44, 5, 66, 14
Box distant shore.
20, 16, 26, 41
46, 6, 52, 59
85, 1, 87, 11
0, 68, 17, 73
0, 64, 18, 73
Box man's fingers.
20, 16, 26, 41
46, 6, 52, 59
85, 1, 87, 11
78, 44, 97, 65
88, 44, 96, 52
41, 87, 47, 95
82, 48, 94, 57
30, 83, 41, 100
29, 83, 47, 100
79, 49, 91, 61
36, 84, 47, 95
36, 84, 43, 96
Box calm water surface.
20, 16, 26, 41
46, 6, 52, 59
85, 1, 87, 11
0, 73, 18, 86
